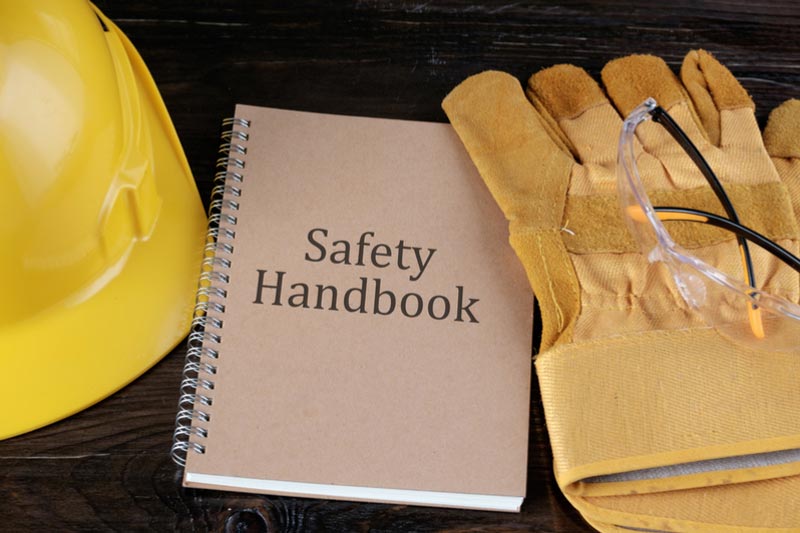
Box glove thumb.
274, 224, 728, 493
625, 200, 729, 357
764, 99, 800, 224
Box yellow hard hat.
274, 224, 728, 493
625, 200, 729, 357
0, 1, 207, 439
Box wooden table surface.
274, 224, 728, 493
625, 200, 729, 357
3, 1, 799, 531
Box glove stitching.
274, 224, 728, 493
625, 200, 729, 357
536, 232, 565, 332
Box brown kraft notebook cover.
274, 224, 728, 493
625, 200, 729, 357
174, 104, 533, 512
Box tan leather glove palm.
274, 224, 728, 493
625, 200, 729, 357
443, 50, 800, 532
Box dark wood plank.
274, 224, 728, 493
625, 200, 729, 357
2, 1, 799, 531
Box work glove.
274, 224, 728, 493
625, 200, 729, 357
443, 50, 800, 532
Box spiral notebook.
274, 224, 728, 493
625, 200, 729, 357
171, 105, 533, 512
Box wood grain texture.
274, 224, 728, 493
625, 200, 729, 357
2, 1, 798, 531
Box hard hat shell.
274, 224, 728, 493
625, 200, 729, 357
0, 1, 207, 439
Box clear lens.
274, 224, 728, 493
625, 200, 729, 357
617, 99, 670, 255
618, 98, 800, 352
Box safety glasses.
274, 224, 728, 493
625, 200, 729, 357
618, 98, 800, 352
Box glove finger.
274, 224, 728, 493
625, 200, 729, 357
681, 49, 756, 148
442, 70, 574, 230
764, 99, 800, 222
443, 71, 581, 350
764, 98, 800, 160
601, 54, 713, 161
526, 64, 624, 169
523, 88, 578, 161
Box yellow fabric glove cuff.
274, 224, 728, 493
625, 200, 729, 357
538, 327, 800, 497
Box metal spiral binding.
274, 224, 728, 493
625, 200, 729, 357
171, 116, 251, 467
